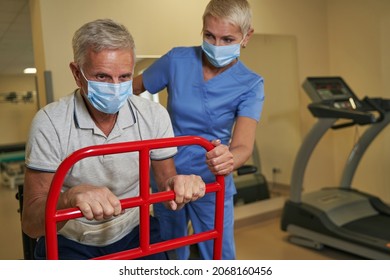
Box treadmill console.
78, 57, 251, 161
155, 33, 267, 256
303, 77, 363, 110
302, 77, 383, 125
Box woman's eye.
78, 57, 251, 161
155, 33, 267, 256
204, 33, 213, 40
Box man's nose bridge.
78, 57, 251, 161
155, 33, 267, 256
112, 77, 121, 84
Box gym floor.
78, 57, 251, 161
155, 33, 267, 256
0, 184, 360, 260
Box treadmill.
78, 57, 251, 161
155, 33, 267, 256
234, 140, 270, 205
281, 76, 390, 259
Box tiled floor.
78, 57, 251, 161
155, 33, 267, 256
234, 216, 359, 260
0, 185, 360, 260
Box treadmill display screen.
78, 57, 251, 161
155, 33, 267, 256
313, 80, 352, 100
304, 77, 362, 109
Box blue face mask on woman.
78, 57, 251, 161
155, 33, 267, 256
80, 69, 133, 114
201, 40, 242, 68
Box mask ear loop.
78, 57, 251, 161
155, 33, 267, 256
78, 67, 90, 82
78, 67, 89, 95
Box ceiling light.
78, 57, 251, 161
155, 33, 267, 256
23, 68, 37, 74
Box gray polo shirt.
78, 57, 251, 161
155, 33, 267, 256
25, 90, 177, 245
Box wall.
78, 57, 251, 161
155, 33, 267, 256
0, 75, 37, 146
248, 0, 337, 192
240, 34, 301, 186
29, 0, 210, 104
24, 0, 390, 202
29, 0, 330, 187
327, 0, 390, 201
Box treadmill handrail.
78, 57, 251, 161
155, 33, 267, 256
340, 112, 390, 187
363, 96, 386, 123
290, 118, 337, 203
308, 102, 377, 125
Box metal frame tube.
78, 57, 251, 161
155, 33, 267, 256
45, 136, 225, 260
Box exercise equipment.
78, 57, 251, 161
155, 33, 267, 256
0, 143, 25, 190
281, 76, 390, 259
45, 136, 225, 260
0, 143, 35, 259
234, 140, 270, 205
0, 143, 37, 259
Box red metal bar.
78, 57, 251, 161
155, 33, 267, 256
45, 136, 225, 260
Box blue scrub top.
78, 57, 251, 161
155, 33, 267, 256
143, 46, 264, 197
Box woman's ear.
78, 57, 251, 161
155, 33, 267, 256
242, 27, 254, 48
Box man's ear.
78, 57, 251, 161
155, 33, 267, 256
69, 62, 82, 87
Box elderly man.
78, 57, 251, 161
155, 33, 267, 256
22, 19, 205, 260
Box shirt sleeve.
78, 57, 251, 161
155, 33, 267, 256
237, 76, 265, 122
25, 109, 61, 172
142, 51, 171, 94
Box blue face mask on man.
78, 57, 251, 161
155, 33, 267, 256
201, 40, 242, 68
80, 69, 133, 114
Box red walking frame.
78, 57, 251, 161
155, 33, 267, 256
44, 136, 225, 260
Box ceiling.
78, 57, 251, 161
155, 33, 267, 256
0, 0, 34, 75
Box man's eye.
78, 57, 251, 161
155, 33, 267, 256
96, 74, 108, 80
120, 74, 132, 81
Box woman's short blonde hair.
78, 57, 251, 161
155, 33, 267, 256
202, 0, 252, 36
